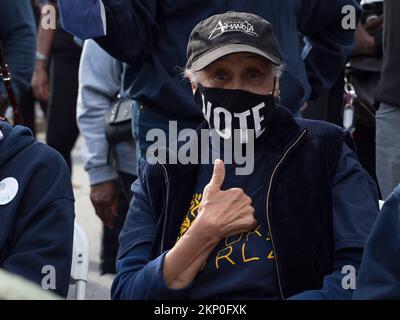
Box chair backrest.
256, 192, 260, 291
69, 222, 89, 300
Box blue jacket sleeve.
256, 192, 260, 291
299, 0, 361, 100
0, 0, 36, 99
58, 0, 158, 66
353, 185, 400, 300
330, 142, 379, 252
111, 177, 194, 300
289, 141, 379, 300
288, 248, 363, 300
58, 0, 107, 39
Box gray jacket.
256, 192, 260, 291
77, 40, 136, 186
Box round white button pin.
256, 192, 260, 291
0, 177, 19, 205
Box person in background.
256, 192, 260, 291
77, 40, 137, 275
0, 0, 36, 115
31, 0, 82, 173
349, 8, 383, 193
0, 119, 75, 297
303, 0, 384, 193
375, 0, 400, 199
58, 0, 360, 163
19, 0, 48, 137
353, 1, 400, 297
353, 183, 400, 299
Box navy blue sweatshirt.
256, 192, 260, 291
0, 120, 75, 297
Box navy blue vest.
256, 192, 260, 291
140, 105, 350, 298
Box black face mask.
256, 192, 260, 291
194, 84, 276, 143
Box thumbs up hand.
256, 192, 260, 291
194, 159, 257, 242
162, 159, 257, 290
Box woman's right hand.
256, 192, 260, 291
31, 62, 49, 101
162, 160, 257, 289
194, 159, 257, 242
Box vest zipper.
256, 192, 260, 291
158, 161, 169, 254
265, 129, 307, 300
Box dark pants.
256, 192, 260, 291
303, 72, 344, 127
46, 54, 80, 172
19, 88, 47, 137
353, 123, 378, 189
101, 171, 137, 275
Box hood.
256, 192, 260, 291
0, 121, 35, 166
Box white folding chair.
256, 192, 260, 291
69, 222, 89, 300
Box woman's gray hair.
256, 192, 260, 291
184, 63, 285, 85
183, 68, 202, 84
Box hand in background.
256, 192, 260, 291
352, 22, 376, 57
31, 61, 49, 101
90, 180, 118, 229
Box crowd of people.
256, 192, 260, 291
0, 0, 399, 300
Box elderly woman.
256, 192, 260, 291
111, 12, 379, 300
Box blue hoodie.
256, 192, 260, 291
58, 0, 360, 117
0, 120, 75, 297
353, 184, 400, 300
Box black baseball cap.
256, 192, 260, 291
186, 11, 283, 71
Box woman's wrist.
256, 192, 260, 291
162, 218, 221, 289
35, 60, 47, 71
35, 52, 48, 69
190, 215, 222, 246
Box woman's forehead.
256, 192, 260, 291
206, 53, 273, 68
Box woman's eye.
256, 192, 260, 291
213, 71, 230, 81
246, 70, 263, 79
